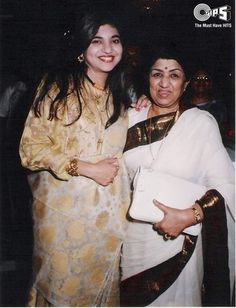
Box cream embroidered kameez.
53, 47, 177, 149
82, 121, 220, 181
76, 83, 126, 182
19, 79, 130, 306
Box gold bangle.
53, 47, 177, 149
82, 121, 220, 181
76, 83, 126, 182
192, 206, 202, 224
66, 158, 80, 176
195, 190, 220, 209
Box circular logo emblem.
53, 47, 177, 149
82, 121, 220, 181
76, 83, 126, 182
193, 3, 211, 21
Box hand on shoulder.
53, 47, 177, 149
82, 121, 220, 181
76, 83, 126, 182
131, 94, 151, 111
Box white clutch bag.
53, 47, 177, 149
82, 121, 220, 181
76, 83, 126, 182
129, 167, 206, 234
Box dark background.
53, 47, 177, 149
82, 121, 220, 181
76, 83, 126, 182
0, 0, 235, 306
0, 0, 235, 77
0, 0, 235, 118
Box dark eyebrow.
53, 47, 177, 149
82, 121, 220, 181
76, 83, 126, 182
92, 34, 121, 39
150, 68, 183, 73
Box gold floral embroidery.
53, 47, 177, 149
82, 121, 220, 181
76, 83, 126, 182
61, 276, 81, 296
67, 221, 85, 240
21, 78, 130, 306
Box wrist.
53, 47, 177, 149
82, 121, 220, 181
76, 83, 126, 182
180, 208, 195, 228
191, 203, 204, 224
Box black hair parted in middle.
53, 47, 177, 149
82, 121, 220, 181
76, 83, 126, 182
73, 8, 126, 57
33, 8, 130, 128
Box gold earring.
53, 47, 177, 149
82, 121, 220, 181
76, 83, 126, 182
78, 54, 84, 63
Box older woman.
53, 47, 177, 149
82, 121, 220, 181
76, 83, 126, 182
120, 46, 235, 306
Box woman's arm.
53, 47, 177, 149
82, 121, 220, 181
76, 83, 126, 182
19, 103, 72, 180
65, 157, 119, 186
19, 100, 119, 184
153, 114, 234, 238
153, 199, 203, 238
153, 189, 224, 238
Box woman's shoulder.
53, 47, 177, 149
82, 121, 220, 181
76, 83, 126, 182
181, 107, 220, 136
182, 107, 217, 125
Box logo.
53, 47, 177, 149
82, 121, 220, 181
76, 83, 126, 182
193, 3, 231, 22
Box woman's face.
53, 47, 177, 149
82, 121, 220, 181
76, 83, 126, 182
149, 58, 188, 111
84, 24, 123, 78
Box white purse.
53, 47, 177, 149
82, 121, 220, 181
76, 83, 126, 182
129, 166, 206, 235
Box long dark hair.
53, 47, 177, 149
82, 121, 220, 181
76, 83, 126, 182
33, 9, 130, 128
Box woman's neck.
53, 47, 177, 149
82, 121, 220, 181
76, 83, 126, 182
86, 70, 108, 89
148, 103, 179, 118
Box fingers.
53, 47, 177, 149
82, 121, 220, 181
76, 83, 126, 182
112, 160, 119, 168
102, 158, 119, 174
163, 233, 172, 240
94, 158, 120, 186
107, 159, 120, 180
134, 95, 146, 110
110, 158, 120, 172
153, 224, 176, 240
104, 157, 120, 166
153, 222, 160, 231
135, 95, 151, 111
101, 158, 120, 172
153, 200, 177, 240
153, 199, 168, 213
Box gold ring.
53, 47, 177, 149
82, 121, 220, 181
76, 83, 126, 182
164, 233, 171, 240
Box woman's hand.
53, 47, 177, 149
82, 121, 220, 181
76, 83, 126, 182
89, 158, 119, 186
132, 94, 151, 111
152, 200, 197, 238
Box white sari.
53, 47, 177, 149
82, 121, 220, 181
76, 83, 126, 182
121, 107, 235, 306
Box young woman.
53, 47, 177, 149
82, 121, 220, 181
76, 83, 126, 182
19, 10, 131, 307
120, 46, 235, 306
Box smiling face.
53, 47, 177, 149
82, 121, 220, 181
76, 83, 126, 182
149, 58, 188, 113
84, 24, 123, 84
